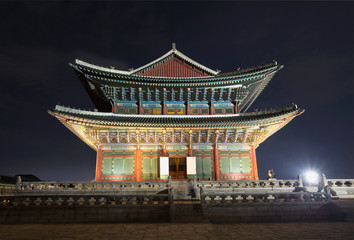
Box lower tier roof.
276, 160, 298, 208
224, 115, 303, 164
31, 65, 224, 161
49, 104, 303, 129
49, 104, 303, 150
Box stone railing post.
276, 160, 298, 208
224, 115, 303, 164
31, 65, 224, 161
321, 174, 327, 187
298, 174, 303, 187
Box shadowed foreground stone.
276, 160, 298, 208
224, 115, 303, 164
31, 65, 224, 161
0, 222, 353, 240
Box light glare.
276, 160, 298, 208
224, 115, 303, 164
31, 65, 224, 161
305, 171, 318, 184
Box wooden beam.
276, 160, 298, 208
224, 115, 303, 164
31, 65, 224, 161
206, 129, 211, 143
224, 129, 228, 143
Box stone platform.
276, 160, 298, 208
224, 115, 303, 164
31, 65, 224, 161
1, 178, 353, 224
0, 222, 353, 240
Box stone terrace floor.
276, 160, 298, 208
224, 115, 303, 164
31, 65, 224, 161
0, 222, 353, 240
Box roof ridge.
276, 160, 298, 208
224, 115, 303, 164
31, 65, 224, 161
130, 47, 219, 75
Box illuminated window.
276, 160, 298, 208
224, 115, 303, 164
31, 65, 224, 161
167, 108, 175, 114
191, 108, 199, 115
177, 108, 185, 114
215, 108, 223, 114
143, 108, 151, 114
225, 108, 233, 114
153, 108, 161, 114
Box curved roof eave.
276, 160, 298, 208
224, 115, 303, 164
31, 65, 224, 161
49, 104, 304, 129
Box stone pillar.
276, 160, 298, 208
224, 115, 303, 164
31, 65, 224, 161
95, 148, 103, 182
135, 147, 142, 181
298, 174, 303, 187
321, 173, 327, 187
213, 144, 220, 181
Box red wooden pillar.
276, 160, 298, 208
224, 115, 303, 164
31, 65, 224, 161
187, 146, 193, 156
138, 102, 142, 115
234, 101, 239, 114
209, 102, 214, 115
138, 88, 142, 114
250, 146, 259, 180
95, 148, 103, 182
135, 147, 142, 181
112, 102, 117, 114
213, 144, 220, 181
163, 88, 167, 115
186, 88, 191, 115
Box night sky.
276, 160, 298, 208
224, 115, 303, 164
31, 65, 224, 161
0, 2, 352, 181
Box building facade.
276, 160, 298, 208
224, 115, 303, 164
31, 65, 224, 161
50, 45, 303, 182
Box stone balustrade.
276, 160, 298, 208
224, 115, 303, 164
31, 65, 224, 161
197, 179, 299, 189
325, 179, 354, 187
200, 188, 328, 204
1, 189, 173, 207
15, 180, 170, 195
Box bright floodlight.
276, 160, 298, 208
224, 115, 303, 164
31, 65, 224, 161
305, 171, 318, 184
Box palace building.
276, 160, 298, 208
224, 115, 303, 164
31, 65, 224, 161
49, 44, 303, 182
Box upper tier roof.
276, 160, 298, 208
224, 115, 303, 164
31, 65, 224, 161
70, 44, 282, 84
68, 45, 283, 112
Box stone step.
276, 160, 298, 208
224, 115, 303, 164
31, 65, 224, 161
173, 203, 208, 223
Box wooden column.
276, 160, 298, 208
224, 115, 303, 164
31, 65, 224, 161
186, 88, 191, 115
250, 146, 259, 180
135, 146, 142, 181
95, 148, 103, 182
234, 101, 239, 114
112, 102, 117, 114
213, 144, 220, 181
138, 88, 142, 114
163, 88, 167, 115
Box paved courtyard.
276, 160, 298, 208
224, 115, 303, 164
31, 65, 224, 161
0, 222, 353, 240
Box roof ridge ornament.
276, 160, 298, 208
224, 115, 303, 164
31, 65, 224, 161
172, 42, 176, 51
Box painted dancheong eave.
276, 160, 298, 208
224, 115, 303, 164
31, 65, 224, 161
48, 104, 303, 151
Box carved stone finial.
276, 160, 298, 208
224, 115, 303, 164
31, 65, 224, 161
172, 42, 176, 50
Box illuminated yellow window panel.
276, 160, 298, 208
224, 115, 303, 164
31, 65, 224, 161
177, 108, 185, 114
153, 108, 161, 114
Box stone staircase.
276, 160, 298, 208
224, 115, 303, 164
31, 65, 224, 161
169, 181, 208, 223
170, 180, 199, 200
173, 203, 208, 223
